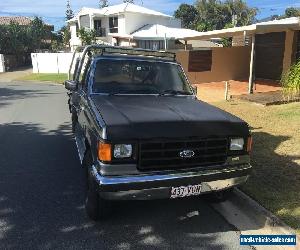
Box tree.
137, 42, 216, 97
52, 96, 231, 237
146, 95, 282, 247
99, 0, 108, 8
285, 7, 300, 17
123, 0, 134, 3
66, 0, 74, 21
224, 0, 258, 26
0, 17, 49, 55
51, 32, 64, 52
29, 17, 48, 50
0, 22, 26, 55
193, 0, 257, 31
174, 4, 199, 29
195, 0, 228, 31
78, 28, 97, 45
220, 23, 233, 47
59, 25, 71, 47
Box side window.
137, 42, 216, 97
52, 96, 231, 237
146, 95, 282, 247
79, 57, 91, 89
83, 65, 92, 92
72, 58, 80, 81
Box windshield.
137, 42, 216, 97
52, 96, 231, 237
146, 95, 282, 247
92, 59, 193, 95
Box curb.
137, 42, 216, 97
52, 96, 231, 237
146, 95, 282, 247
234, 189, 297, 235
211, 188, 299, 250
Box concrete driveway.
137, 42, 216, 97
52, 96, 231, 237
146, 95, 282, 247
0, 81, 250, 250
0, 67, 32, 83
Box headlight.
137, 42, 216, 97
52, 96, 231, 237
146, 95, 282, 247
114, 144, 132, 158
230, 138, 244, 151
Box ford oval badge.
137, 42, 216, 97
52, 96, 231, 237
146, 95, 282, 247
179, 149, 195, 158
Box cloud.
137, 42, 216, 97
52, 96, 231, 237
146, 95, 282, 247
1, 0, 300, 30
0, 0, 190, 17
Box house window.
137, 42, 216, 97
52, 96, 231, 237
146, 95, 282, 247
109, 17, 118, 33
136, 40, 164, 50
188, 50, 212, 72
94, 20, 101, 30
79, 15, 90, 29
94, 20, 105, 37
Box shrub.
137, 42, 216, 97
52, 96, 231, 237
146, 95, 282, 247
78, 28, 97, 46
281, 60, 300, 102
0, 17, 50, 55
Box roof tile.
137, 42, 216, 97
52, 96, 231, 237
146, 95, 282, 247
0, 16, 32, 26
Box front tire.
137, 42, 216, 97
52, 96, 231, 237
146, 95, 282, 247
83, 150, 111, 221
71, 112, 77, 133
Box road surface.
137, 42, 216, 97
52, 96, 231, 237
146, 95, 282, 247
0, 81, 250, 250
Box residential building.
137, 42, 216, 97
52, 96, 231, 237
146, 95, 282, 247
177, 17, 300, 93
67, 3, 215, 51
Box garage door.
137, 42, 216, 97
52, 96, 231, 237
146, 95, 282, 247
255, 32, 286, 80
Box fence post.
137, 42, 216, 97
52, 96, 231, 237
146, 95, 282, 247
33, 54, 40, 74
225, 81, 230, 100
0, 54, 5, 73
57, 54, 60, 75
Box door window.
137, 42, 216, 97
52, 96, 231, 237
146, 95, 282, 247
79, 57, 91, 90
94, 20, 101, 30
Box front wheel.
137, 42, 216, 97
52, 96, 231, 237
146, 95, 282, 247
83, 150, 111, 221
85, 173, 111, 221
71, 112, 77, 133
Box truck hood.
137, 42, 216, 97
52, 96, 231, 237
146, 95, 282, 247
90, 95, 249, 141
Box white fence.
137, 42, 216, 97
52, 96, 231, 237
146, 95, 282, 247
31, 53, 78, 74
0, 54, 5, 73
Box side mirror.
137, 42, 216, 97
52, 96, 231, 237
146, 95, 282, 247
65, 80, 78, 91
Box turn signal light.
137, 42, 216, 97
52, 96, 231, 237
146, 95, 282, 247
98, 142, 112, 161
247, 136, 253, 153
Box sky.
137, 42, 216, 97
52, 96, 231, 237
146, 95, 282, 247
1, 0, 300, 31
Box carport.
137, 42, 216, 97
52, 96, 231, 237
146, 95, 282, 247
182, 17, 300, 94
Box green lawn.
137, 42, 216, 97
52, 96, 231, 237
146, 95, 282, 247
18, 73, 68, 84
214, 100, 300, 233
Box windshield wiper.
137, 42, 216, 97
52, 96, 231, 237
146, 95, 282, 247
106, 90, 160, 95
159, 90, 192, 96
93, 90, 191, 96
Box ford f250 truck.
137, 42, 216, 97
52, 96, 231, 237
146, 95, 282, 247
65, 45, 252, 221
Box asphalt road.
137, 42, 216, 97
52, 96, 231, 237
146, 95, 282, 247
0, 81, 250, 250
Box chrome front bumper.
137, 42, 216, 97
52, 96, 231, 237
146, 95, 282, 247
91, 164, 251, 200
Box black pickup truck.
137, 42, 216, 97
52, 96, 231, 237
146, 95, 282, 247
65, 45, 252, 221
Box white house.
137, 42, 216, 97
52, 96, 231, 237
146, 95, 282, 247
67, 3, 214, 51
